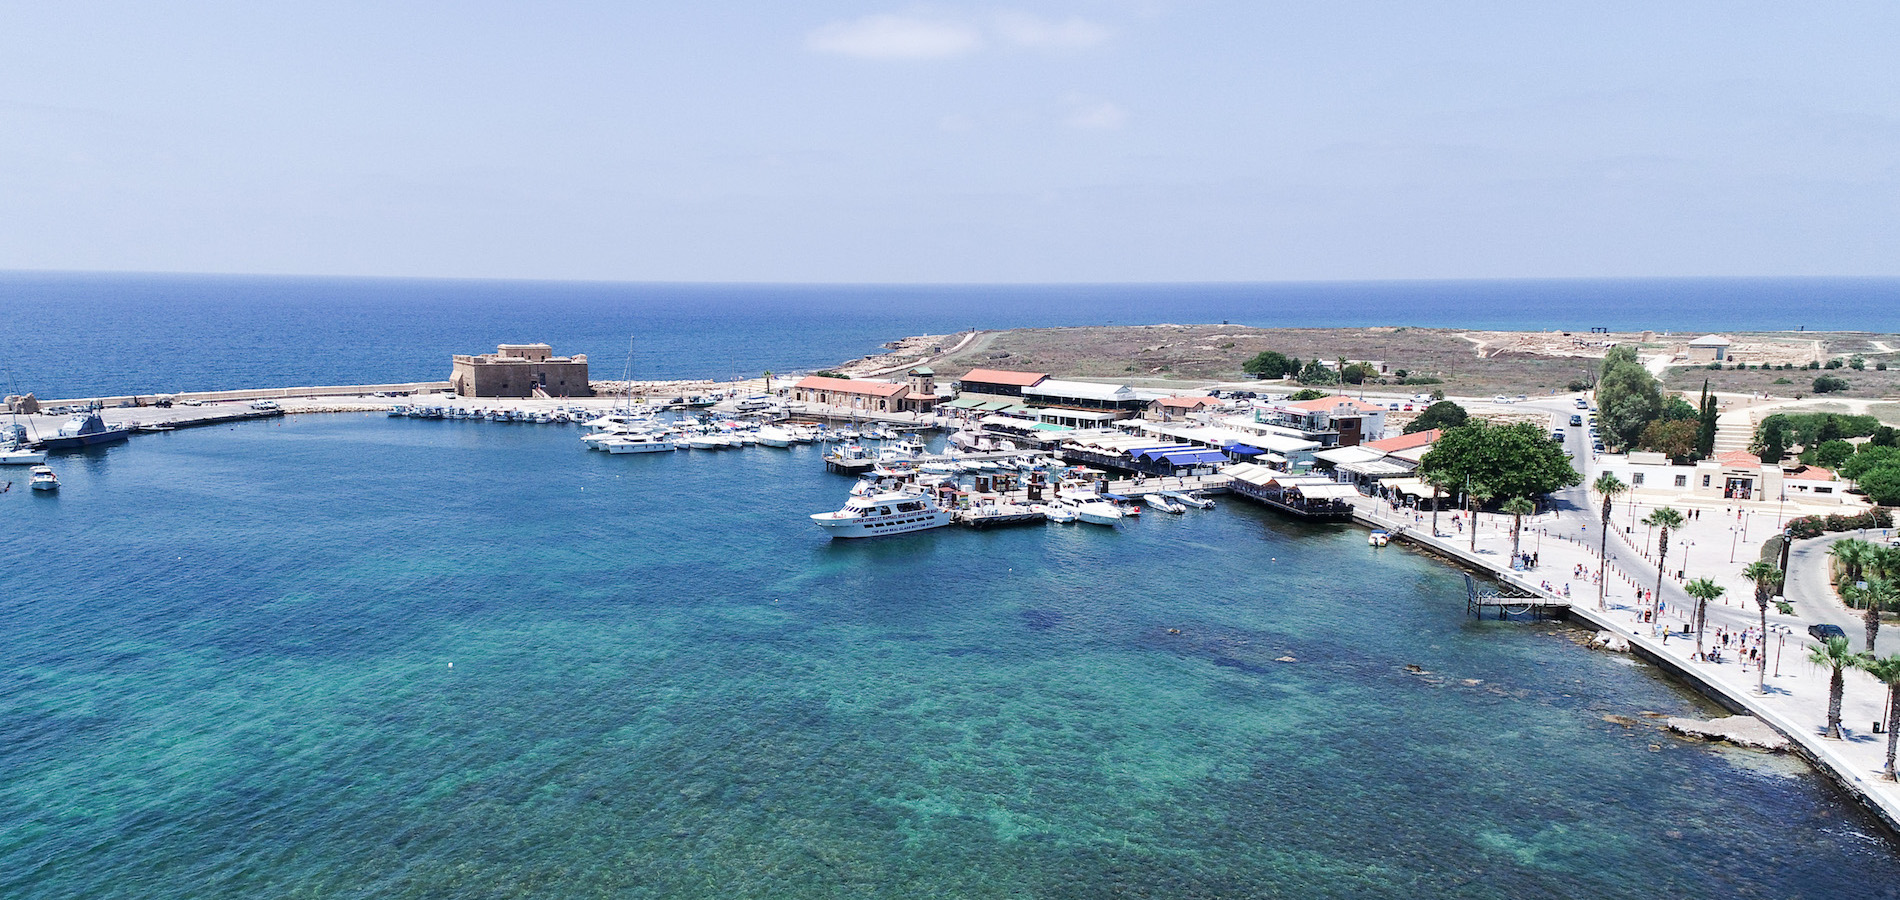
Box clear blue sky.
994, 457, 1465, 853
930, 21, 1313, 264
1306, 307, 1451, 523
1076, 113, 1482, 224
2, 2, 1894, 282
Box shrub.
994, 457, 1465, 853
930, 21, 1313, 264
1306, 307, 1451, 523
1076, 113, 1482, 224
1566, 379, 1592, 392
1772, 377, 1792, 384
1707, 362, 1724, 370
1879, 362, 1890, 371
1813, 375, 1850, 393
1401, 376, 1443, 385
1825, 358, 1844, 369
1850, 355, 1866, 370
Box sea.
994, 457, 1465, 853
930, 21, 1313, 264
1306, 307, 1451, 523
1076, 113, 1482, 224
1, 272, 1896, 400
5, 273, 1900, 897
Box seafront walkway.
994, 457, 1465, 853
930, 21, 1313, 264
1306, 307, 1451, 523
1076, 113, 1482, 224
1352, 493, 1900, 830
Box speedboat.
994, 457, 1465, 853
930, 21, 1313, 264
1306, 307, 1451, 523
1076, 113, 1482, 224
1143, 493, 1186, 514
1369, 529, 1391, 547
810, 489, 954, 538
686, 433, 724, 450
602, 434, 675, 454
959, 502, 1044, 528
1035, 503, 1079, 524
36, 411, 133, 450
1163, 490, 1215, 510
29, 465, 58, 491
757, 425, 794, 447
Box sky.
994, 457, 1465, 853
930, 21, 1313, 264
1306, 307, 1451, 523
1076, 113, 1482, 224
1, 1, 1896, 283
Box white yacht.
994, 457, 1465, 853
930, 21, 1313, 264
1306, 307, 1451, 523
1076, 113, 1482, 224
29, 465, 58, 491
756, 425, 794, 447
810, 489, 954, 538
1071, 498, 1125, 526
602, 434, 675, 454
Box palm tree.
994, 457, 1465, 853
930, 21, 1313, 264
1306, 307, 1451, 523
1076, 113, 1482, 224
1859, 654, 1900, 779
1424, 473, 1451, 537
1684, 578, 1725, 660
1831, 538, 1875, 591
1742, 560, 1784, 695
1642, 506, 1686, 619
1809, 635, 1859, 739
1467, 481, 1495, 554
1502, 496, 1535, 561
1594, 473, 1627, 610
1843, 577, 1899, 655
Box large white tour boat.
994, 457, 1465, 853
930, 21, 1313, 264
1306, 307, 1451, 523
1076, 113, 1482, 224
810, 489, 954, 539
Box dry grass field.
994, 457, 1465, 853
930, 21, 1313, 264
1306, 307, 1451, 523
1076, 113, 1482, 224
844, 325, 1900, 402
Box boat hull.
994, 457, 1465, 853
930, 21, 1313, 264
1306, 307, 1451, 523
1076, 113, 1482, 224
37, 430, 132, 451
810, 510, 954, 538
1, 449, 48, 465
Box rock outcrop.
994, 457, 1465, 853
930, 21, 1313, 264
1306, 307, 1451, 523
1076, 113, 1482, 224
1666, 715, 1790, 752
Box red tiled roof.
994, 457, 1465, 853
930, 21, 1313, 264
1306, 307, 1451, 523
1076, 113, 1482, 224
1157, 395, 1218, 408
1785, 466, 1836, 482
792, 376, 908, 397
957, 368, 1048, 387
1713, 450, 1762, 467
1364, 429, 1439, 452
1288, 394, 1386, 414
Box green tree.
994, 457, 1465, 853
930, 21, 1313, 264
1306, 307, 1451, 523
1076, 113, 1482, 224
1684, 578, 1725, 661
1801, 439, 1855, 469
1844, 578, 1899, 656
1743, 561, 1784, 694
1642, 506, 1685, 619
1637, 419, 1700, 462
1659, 395, 1698, 421
1416, 421, 1584, 510
1242, 351, 1294, 378
1595, 472, 1628, 611
1813, 374, 1851, 393
1809, 636, 1859, 739
1845, 447, 1900, 480
1286, 388, 1328, 402
1297, 358, 1336, 385
1859, 654, 1900, 779
1754, 416, 1789, 464
1872, 426, 1899, 447
1858, 463, 1900, 507
1596, 356, 1663, 451
1695, 381, 1719, 458
1404, 400, 1468, 434
1502, 496, 1535, 560
1831, 538, 1876, 589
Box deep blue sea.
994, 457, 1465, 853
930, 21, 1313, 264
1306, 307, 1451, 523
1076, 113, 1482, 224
2, 272, 1896, 400
5, 415, 1900, 898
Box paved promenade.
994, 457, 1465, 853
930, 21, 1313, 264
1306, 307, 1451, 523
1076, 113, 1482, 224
1353, 491, 1900, 830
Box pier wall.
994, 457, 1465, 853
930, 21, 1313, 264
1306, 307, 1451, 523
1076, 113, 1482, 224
37, 381, 452, 410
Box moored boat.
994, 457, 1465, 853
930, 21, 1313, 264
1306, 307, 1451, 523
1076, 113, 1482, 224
603, 434, 676, 454
36, 411, 133, 451
810, 489, 955, 538
1143, 493, 1186, 514
29, 465, 58, 491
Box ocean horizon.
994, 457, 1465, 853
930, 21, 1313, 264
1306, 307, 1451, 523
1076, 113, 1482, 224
3, 271, 1897, 401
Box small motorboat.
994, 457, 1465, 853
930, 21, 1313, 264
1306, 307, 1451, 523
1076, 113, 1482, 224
29, 465, 59, 491
1034, 503, 1079, 524
1163, 490, 1215, 510
1073, 499, 1124, 526
1143, 493, 1186, 514
1369, 529, 1391, 547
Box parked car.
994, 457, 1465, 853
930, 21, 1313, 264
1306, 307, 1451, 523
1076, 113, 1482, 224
1575, 398, 1589, 408
1809, 623, 1848, 642
1570, 414, 1584, 426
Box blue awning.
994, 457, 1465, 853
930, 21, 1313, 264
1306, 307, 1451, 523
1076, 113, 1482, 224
1226, 444, 1265, 456
1157, 450, 1229, 466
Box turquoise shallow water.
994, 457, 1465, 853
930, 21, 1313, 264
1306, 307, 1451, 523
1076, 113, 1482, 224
5, 415, 1900, 898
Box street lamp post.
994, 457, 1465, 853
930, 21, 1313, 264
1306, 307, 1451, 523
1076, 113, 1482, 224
1730, 526, 1741, 564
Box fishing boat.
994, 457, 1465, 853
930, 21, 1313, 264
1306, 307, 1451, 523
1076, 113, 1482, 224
810, 489, 954, 538
36, 410, 133, 450
1143, 493, 1187, 514
29, 465, 58, 491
